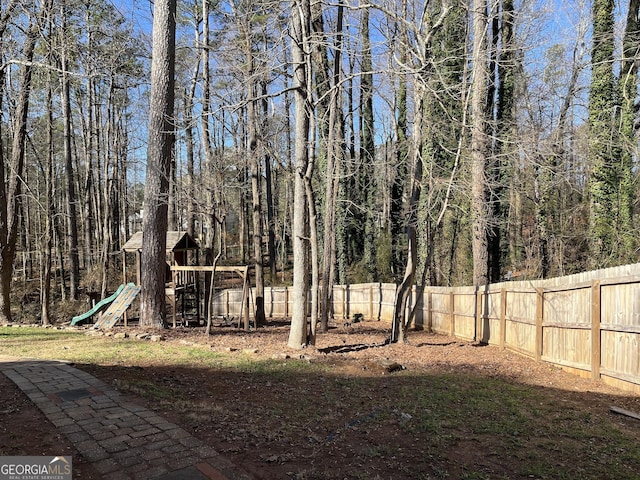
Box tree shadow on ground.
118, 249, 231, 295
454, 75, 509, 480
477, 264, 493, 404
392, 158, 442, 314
74, 356, 640, 480
318, 341, 387, 354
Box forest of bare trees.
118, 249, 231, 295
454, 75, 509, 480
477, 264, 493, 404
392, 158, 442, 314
1, 0, 640, 342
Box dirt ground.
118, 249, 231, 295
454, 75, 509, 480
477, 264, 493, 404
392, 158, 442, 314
3, 319, 640, 479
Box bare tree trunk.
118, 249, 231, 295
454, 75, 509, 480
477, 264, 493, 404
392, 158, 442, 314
281, 46, 292, 280
42, 42, 55, 326
287, 0, 312, 349
0, 1, 19, 319
262, 82, 277, 279
305, 178, 318, 343
184, 91, 197, 238
319, 116, 340, 331
246, 46, 266, 327
100, 80, 117, 298
202, 0, 219, 259
140, 0, 177, 328
54, 201, 67, 300
389, 3, 452, 342
360, 6, 376, 281
200, 0, 218, 315
305, 105, 318, 345
60, 1, 81, 299
249, 117, 266, 327
391, 87, 424, 344
167, 158, 177, 231
82, 5, 95, 269
471, 0, 490, 286
114, 96, 127, 252
239, 165, 248, 264
184, 29, 200, 238
320, 0, 344, 332
0, 4, 39, 323
391, 37, 409, 284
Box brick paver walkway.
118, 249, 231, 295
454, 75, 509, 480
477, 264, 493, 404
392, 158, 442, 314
0, 357, 251, 480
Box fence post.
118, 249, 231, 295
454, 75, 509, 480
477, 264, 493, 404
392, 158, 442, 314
535, 288, 544, 361
426, 291, 433, 333
449, 291, 455, 337
136, 252, 141, 285
591, 280, 602, 380
475, 287, 482, 342
343, 285, 348, 320
369, 284, 374, 320
500, 288, 507, 350
243, 269, 250, 331
284, 287, 289, 319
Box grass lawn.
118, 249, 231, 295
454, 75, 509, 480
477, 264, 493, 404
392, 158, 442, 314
2, 325, 640, 480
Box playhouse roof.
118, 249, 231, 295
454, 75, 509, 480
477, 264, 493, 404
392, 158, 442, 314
121, 231, 199, 253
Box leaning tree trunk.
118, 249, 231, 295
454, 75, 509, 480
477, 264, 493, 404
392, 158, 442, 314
389, 3, 451, 343
0, 7, 39, 323
390, 86, 424, 344
391, 51, 409, 283
0, 1, 18, 320
140, 0, 177, 328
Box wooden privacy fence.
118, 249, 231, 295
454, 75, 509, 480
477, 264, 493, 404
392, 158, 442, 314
209, 282, 398, 321
212, 263, 640, 393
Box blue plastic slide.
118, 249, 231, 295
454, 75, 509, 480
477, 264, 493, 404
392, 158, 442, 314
71, 284, 129, 326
